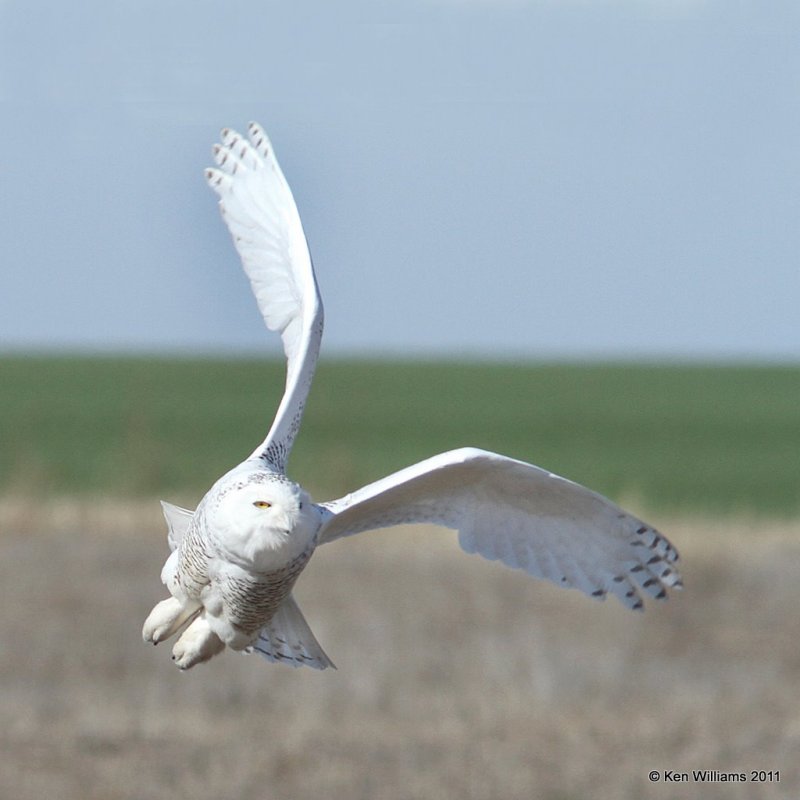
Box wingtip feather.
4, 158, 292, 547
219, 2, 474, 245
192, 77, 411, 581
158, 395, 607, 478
247, 121, 272, 159
204, 167, 234, 196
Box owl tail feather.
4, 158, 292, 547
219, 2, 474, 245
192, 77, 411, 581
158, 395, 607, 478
248, 594, 335, 670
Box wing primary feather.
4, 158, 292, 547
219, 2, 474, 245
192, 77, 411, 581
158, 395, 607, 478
247, 121, 273, 159
205, 167, 232, 194
212, 143, 245, 175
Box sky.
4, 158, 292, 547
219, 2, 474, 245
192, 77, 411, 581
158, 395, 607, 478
1, 0, 799, 361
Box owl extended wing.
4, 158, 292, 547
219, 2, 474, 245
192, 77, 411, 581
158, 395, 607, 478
206, 123, 323, 473
318, 448, 681, 610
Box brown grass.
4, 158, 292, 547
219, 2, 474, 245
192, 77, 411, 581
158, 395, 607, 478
0, 505, 798, 799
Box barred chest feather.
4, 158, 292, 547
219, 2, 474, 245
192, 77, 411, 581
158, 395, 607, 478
176, 519, 212, 598
216, 544, 314, 636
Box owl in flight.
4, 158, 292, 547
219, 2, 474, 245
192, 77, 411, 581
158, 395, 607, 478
143, 123, 681, 671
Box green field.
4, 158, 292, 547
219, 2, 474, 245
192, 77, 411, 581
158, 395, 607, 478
1, 355, 798, 515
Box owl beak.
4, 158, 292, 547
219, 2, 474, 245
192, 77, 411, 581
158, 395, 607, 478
277, 512, 293, 536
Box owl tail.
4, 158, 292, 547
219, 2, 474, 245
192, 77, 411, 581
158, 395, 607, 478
248, 594, 336, 671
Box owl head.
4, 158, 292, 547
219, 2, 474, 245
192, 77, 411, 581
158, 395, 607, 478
209, 474, 318, 570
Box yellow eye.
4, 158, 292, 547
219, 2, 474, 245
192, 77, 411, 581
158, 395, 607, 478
253, 500, 272, 509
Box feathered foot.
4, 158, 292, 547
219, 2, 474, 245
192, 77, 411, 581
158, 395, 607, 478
172, 615, 225, 669
142, 596, 200, 645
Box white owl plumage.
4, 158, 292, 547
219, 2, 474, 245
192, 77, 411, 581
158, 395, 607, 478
142, 123, 682, 671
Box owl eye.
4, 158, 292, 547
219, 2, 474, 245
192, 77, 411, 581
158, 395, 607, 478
253, 500, 272, 509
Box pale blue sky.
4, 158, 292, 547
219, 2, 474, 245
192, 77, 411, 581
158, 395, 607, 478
1, 0, 799, 360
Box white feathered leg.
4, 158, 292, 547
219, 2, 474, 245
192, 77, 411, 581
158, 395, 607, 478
142, 596, 201, 644
172, 615, 225, 669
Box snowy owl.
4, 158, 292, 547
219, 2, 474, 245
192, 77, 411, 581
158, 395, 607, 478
143, 123, 682, 671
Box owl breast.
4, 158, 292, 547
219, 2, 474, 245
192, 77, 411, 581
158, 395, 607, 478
216, 543, 315, 637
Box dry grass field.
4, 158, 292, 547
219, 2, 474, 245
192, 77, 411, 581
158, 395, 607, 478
0, 501, 797, 799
